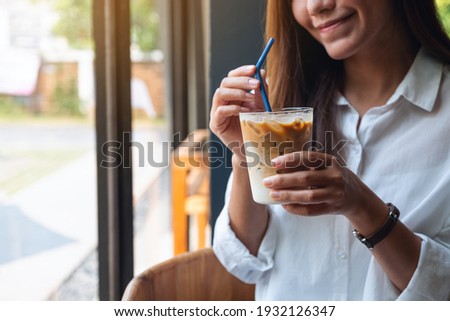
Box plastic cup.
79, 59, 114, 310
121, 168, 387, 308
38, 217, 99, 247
239, 107, 313, 204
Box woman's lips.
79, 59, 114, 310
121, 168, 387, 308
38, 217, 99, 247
316, 12, 355, 33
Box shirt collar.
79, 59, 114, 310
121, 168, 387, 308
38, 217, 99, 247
335, 48, 444, 112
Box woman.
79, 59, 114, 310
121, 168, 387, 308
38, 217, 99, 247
209, 0, 450, 300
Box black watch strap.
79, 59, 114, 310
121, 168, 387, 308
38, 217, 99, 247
352, 203, 400, 250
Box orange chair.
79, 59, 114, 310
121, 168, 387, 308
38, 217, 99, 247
171, 130, 210, 254
122, 248, 255, 301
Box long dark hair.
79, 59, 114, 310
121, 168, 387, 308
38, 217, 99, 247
266, 0, 450, 153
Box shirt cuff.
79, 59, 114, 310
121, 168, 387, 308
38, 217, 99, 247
364, 234, 450, 300
398, 234, 450, 300
213, 203, 276, 284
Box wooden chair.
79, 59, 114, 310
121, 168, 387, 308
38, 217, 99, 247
171, 129, 211, 254
122, 248, 255, 301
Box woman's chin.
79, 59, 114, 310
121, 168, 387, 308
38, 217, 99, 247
322, 41, 358, 61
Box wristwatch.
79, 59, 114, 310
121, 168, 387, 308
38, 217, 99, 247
352, 203, 400, 250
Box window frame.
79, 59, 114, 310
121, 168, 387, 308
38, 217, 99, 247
94, 0, 134, 301
92, 0, 265, 300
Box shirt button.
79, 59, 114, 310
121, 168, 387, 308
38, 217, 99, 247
338, 252, 347, 260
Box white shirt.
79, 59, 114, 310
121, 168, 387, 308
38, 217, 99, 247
213, 49, 450, 300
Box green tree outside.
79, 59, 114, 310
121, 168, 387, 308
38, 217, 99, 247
52, 0, 93, 49
437, 0, 450, 34
46, 0, 159, 51
132, 0, 160, 52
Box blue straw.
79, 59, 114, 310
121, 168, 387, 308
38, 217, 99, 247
255, 38, 274, 112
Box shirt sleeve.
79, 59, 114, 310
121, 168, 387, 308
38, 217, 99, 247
398, 235, 450, 300
363, 218, 450, 300
212, 173, 277, 284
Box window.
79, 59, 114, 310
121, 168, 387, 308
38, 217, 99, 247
0, 0, 264, 301
0, 0, 97, 300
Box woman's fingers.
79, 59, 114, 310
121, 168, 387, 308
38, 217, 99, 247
213, 87, 255, 107
281, 203, 332, 216
211, 65, 266, 113
212, 78, 262, 112
272, 151, 339, 170
209, 64, 266, 149
212, 105, 250, 124
263, 168, 343, 190
269, 186, 343, 205
263, 151, 348, 214
220, 76, 260, 91
228, 65, 257, 77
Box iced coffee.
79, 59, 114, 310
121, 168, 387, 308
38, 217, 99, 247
239, 108, 313, 204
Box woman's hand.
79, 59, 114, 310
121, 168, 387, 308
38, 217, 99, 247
262, 151, 384, 222
209, 65, 265, 159
264, 150, 422, 291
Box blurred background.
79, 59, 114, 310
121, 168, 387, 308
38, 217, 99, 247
0, 0, 167, 301
0, 0, 449, 301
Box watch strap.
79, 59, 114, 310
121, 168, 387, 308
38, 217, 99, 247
352, 203, 400, 250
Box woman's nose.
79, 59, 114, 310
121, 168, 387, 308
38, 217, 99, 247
307, 0, 336, 15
